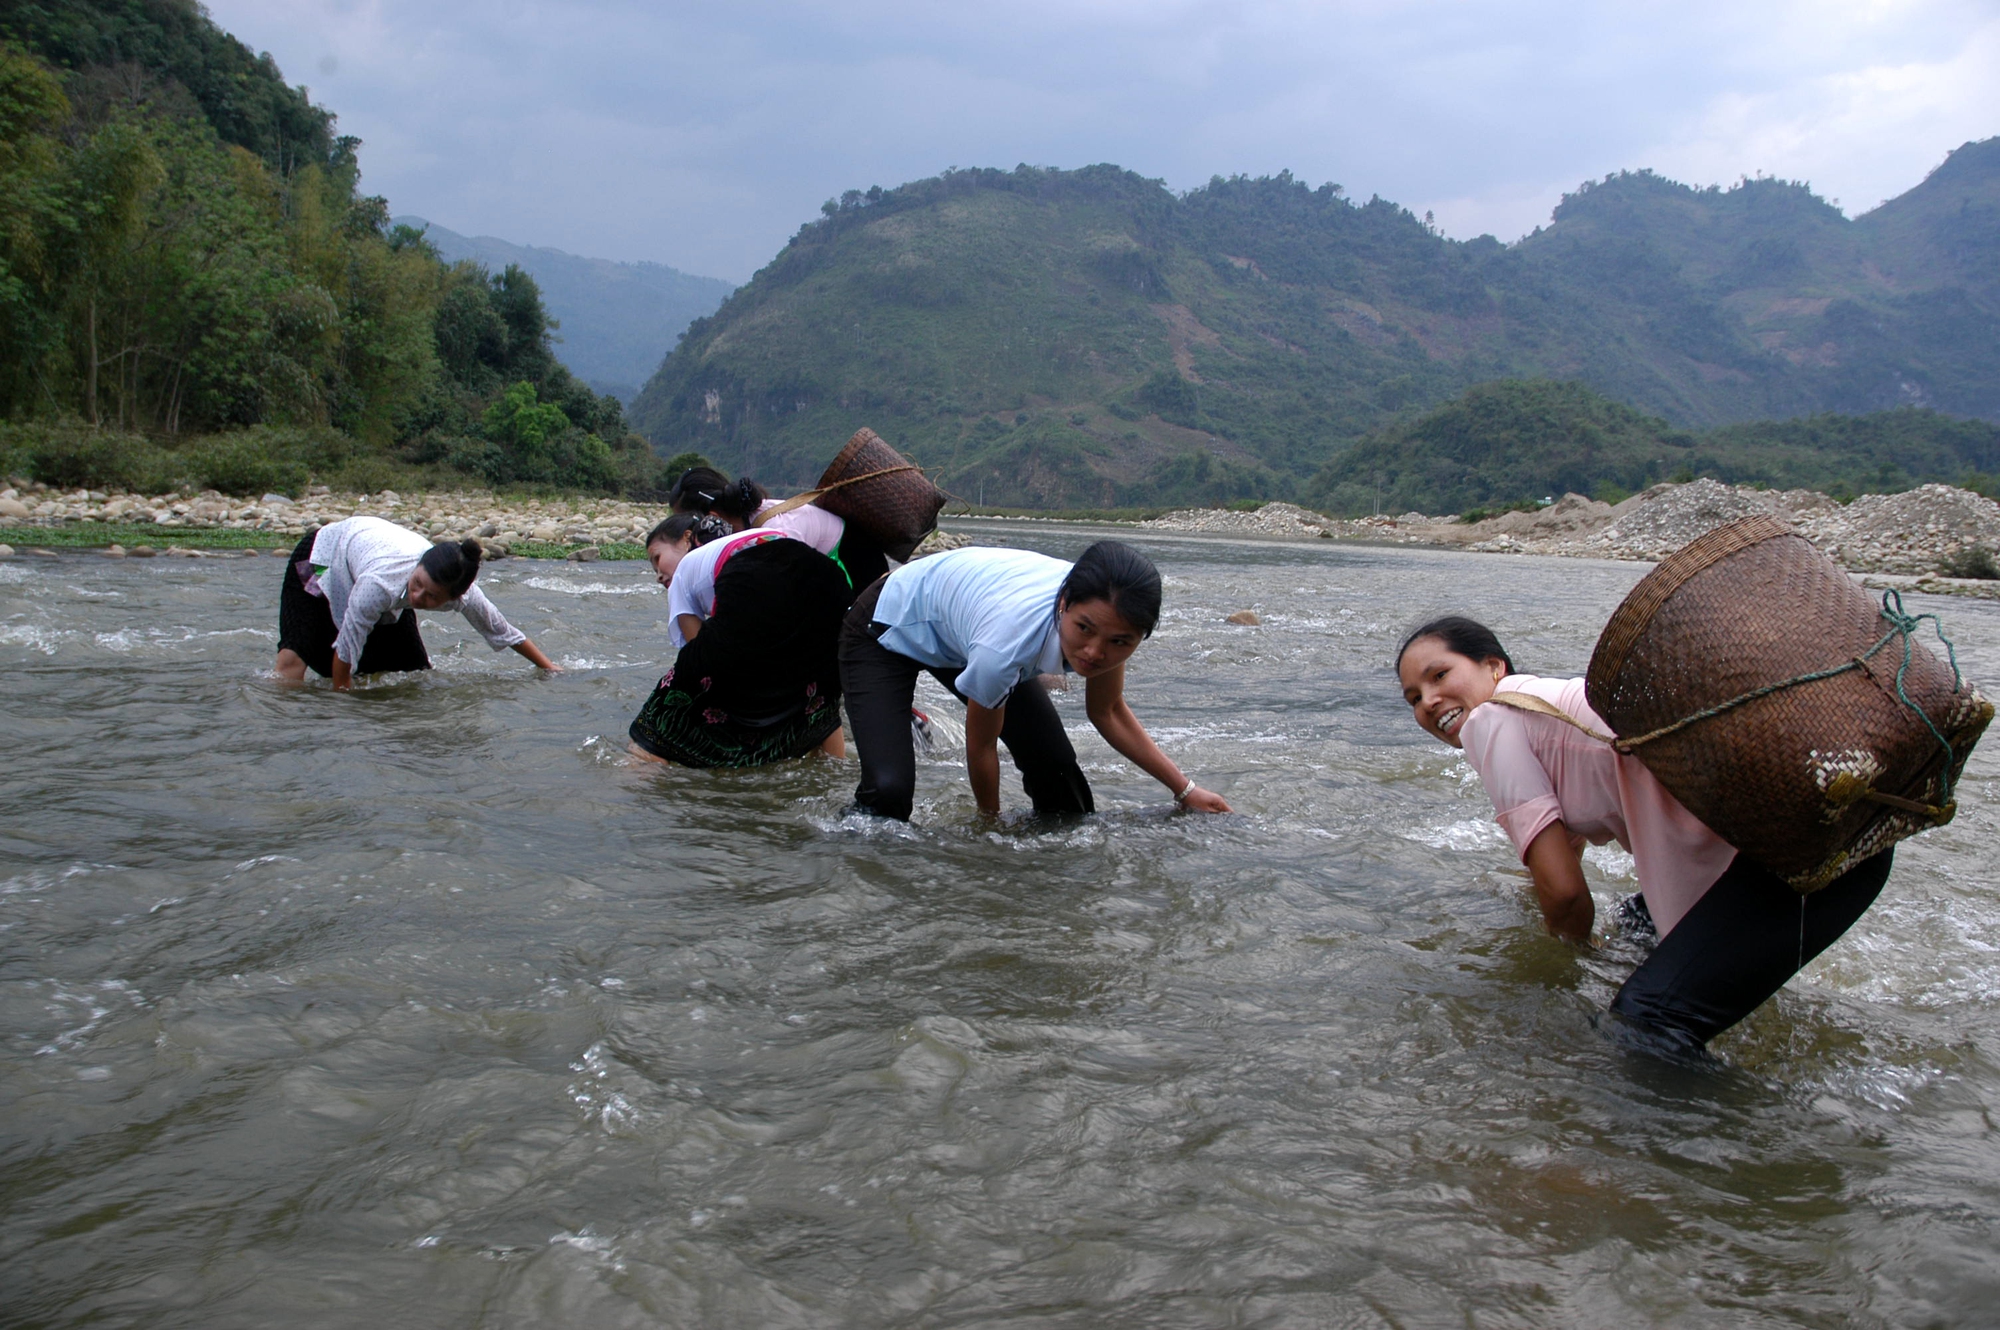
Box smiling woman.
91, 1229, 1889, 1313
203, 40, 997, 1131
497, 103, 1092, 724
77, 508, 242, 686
1395, 613, 1895, 1052
273, 516, 559, 688
838, 541, 1231, 821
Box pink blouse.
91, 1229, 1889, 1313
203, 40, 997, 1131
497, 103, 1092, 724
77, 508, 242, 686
1456, 674, 1737, 938
753, 498, 844, 555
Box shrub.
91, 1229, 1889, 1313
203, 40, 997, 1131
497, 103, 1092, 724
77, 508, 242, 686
180, 430, 311, 496
0, 418, 180, 492
1939, 547, 2000, 580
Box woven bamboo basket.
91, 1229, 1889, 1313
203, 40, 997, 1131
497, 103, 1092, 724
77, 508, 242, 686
781, 428, 945, 562
1583, 514, 1990, 892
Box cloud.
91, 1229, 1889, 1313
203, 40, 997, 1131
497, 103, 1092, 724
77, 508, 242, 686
204, 0, 1998, 278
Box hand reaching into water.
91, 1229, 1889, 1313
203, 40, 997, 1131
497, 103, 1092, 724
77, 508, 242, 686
1178, 785, 1232, 814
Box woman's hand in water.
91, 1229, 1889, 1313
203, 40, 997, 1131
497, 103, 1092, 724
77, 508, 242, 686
514, 639, 562, 672
1178, 785, 1232, 814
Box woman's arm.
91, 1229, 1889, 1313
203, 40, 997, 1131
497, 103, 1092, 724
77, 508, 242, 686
331, 654, 353, 690
676, 613, 704, 643
965, 699, 1006, 816
511, 638, 560, 671
1523, 821, 1593, 941
1083, 667, 1231, 812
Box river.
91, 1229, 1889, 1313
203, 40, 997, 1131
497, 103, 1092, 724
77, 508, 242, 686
4, 520, 1997, 1327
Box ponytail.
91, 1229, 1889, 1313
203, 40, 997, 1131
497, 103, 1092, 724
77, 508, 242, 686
669, 465, 768, 523
419, 539, 482, 597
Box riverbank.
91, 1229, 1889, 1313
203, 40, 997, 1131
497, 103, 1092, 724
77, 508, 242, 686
4, 477, 1997, 597
1135, 480, 2000, 597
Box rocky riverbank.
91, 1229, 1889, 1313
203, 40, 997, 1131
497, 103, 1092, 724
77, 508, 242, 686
0, 480, 978, 563
0, 483, 658, 557
3, 477, 1997, 597
1136, 482, 2000, 596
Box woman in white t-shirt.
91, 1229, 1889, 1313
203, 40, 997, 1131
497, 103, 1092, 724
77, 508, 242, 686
626, 513, 850, 767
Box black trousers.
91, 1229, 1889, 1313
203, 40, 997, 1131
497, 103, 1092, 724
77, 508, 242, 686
1609, 848, 1893, 1049
838, 576, 1093, 821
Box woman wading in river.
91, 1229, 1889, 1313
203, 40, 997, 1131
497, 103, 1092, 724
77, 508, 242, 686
274, 516, 558, 687
626, 512, 850, 766
840, 540, 1231, 821
668, 465, 888, 592
1395, 615, 1894, 1051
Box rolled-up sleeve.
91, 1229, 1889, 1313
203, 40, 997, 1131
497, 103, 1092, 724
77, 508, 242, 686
1460, 705, 1563, 862
456, 585, 527, 651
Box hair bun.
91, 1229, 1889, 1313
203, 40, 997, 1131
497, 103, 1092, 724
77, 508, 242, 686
459, 538, 483, 563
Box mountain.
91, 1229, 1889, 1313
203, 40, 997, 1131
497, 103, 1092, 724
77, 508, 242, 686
397, 218, 734, 402
1305, 380, 2000, 515
628, 148, 2000, 508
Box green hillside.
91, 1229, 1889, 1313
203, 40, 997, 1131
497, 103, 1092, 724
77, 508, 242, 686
396, 217, 734, 402
1305, 380, 2000, 515
630, 152, 2000, 509
0, 3, 670, 498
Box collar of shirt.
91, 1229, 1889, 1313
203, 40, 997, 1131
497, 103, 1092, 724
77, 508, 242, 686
1033, 614, 1065, 677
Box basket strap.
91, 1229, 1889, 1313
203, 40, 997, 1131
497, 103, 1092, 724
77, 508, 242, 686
751, 465, 925, 527
1481, 691, 1621, 743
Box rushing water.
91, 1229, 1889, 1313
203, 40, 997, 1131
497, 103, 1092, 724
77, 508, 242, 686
4, 521, 1998, 1328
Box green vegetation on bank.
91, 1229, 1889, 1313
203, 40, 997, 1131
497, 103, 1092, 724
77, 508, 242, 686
1306, 380, 2000, 515
0, 7, 673, 498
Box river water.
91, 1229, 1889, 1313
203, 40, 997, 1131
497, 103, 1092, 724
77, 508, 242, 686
4, 520, 1998, 1328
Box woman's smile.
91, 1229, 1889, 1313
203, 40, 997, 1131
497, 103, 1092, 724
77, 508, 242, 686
1397, 637, 1506, 748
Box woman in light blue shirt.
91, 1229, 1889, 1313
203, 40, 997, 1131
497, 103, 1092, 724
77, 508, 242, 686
838, 540, 1231, 821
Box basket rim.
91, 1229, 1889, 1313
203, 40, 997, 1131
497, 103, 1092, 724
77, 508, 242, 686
1588, 513, 1797, 695
817, 428, 886, 489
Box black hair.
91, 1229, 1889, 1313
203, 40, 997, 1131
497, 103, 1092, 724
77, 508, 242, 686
669, 466, 768, 523
419, 539, 482, 597
1059, 540, 1162, 638
644, 512, 732, 549
646, 512, 731, 549
1395, 615, 1515, 675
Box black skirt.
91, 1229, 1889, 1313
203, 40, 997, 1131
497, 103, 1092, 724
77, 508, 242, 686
629, 539, 850, 767
276, 532, 430, 677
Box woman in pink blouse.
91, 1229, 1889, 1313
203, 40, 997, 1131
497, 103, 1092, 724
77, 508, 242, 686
1396, 615, 1894, 1052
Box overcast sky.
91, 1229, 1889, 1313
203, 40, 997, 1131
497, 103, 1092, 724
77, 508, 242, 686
205, 0, 1999, 284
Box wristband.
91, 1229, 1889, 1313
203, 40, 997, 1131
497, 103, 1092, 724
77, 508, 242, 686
1174, 778, 1196, 804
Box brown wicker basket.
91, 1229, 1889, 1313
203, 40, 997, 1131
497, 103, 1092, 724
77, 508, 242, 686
762, 428, 945, 562
1584, 513, 1991, 892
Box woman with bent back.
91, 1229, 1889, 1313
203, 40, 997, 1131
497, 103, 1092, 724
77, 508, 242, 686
839, 540, 1231, 821
669, 465, 888, 591
274, 516, 559, 688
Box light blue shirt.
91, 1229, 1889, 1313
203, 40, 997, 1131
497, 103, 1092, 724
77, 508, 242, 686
873, 547, 1068, 709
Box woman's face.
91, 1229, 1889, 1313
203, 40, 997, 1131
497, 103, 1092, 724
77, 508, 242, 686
406, 567, 453, 610
1057, 597, 1143, 679
1398, 637, 1506, 748
647, 535, 694, 588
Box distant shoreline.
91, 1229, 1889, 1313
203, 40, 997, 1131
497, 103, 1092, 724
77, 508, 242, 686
3, 479, 1997, 598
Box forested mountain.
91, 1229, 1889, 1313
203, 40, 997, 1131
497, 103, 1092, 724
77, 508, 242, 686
631, 151, 2000, 508
0, 0, 668, 496
1306, 380, 2000, 516
396, 217, 734, 403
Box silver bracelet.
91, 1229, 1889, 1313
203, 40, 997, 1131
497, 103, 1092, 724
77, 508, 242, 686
1174, 778, 1196, 804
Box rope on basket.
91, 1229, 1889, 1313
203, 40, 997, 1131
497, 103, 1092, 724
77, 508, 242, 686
1496, 590, 1972, 822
